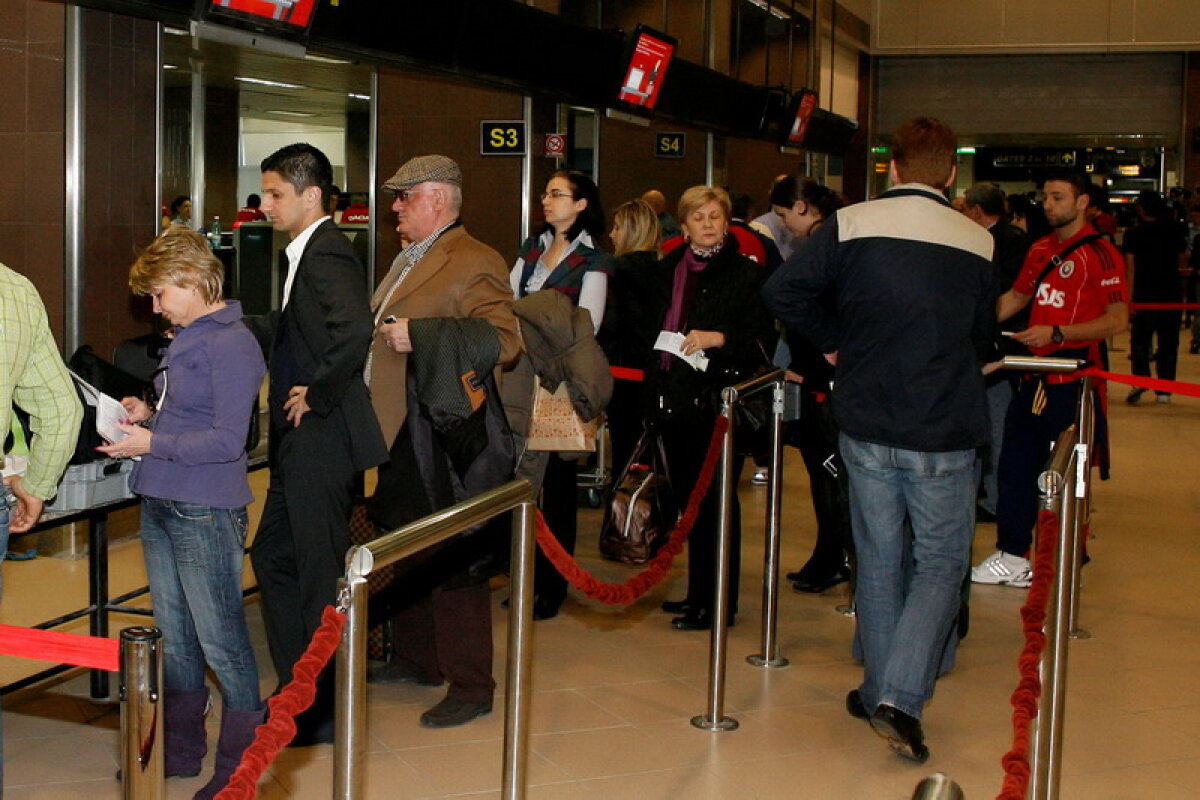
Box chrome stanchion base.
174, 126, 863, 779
691, 714, 739, 732
1069, 628, 1091, 640
746, 654, 789, 668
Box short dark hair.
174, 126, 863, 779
245, 193, 261, 208
260, 143, 333, 200
892, 117, 956, 187
1135, 189, 1168, 220
769, 175, 844, 219
964, 182, 1006, 217
728, 191, 755, 220
1083, 182, 1111, 213
169, 195, 190, 216
1042, 171, 1091, 202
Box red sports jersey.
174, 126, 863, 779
1015, 224, 1127, 356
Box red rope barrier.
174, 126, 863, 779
535, 415, 730, 605
216, 606, 346, 800
0, 624, 120, 672
610, 366, 645, 382
997, 509, 1061, 800
1079, 367, 1200, 400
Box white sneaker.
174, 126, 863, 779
971, 550, 1032, 587
751, 467, 769, 485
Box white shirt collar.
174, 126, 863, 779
282, 215, 331, 308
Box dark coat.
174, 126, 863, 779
248, 218, 388, 472
635, 238, 775, 427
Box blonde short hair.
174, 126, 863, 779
677, 185, 732, 224
129, 227, 224, 304
612, 199, 661, 256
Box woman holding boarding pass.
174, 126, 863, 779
99, 227, 266, 799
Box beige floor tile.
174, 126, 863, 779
397, 740, 568, 796
580, 765, 726, 800
576, 678, 711, 724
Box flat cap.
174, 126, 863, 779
382, 154, 462, 191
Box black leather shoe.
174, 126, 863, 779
533, 596, 562, 621
287, 716, 334, 747
791, 567, 851, 595
420, 697, 493, 728
671, 609, 736, 631
870, 704, 929, 763
367, 659, 443, 686
661, 598, 692, 614
846, 690, 870, 721
785, 569, 804, 582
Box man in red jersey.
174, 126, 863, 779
972, 172, 1128, 588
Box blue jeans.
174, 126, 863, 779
840, 434, 975, 719
975, 378, 1013, 516
140, 497, 261, 711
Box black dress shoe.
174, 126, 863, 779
870, 704, 929, 763
287, 716, 334, 747
791, 567, 851, 595
533, 596, 561, 620
661, 598, 692, 614
670, 609, 736, 631
420, 696, 493, 728
366, 659, 443, 686
846, 690, 870, 721
785, 569, 804, 582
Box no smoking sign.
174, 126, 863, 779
544, 133, 566, 158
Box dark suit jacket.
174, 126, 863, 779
251, 218, 388, 472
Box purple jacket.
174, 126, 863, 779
130, 301, 266, 509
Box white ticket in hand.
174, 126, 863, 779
654, 331, 710, 372
68, 369, 131, 444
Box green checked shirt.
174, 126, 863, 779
1, 262, 82, 500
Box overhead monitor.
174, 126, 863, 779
197, 0, 319, 42
784, 89, 818, 147
616, 25, 677, 112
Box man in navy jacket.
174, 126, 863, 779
764, 118, 997, 763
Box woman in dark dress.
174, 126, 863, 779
601, 198, 662, 473
637, 185, 774, 630
767, 176, 854, 594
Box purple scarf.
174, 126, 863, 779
659, 244, 711, 369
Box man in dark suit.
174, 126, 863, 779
249, 143, 388, 746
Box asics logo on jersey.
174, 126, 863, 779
1036, 284, 1066, 308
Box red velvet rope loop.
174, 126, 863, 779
216, 606, 347, 800
534, 415, 730, 605
997, 509, 1061, 800
0, 624, 120, 672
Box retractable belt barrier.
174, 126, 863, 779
0, 624, 163, 800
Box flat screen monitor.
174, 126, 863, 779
616, 25, 677, 112
197, 0, 318, 42
784, 89, 818, 147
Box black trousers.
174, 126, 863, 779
661, 415, 743, 614
391, 577, 495, 703
533, 454, 578, 611
251, 421, 355, 695
791, 393, 853, 577
1130, 308, 1181, 389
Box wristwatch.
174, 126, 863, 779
1051, 325, 1065, 345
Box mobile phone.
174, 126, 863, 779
382, 315, 398, 325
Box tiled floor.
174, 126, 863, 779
3, 333, 1199, 798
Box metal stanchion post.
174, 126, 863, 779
911, 772, 964, 800
333, 574, 369, 800
1030, 428, 1079, 800
119, 626, 163, 800
503, 501, 536, 800
692, 395, 739, 732
1068, 378, 1092, 640
749, 379, 788, 669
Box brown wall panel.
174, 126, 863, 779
79, 8, 160, 358
1185, 53, 1200, 190
374, 68, 525, 279
598, 118, 709, 226
204, 85, 240, 225
724, 137, 803, 214
0, 0, 66, 343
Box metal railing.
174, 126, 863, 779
692, 369, 785, 732
1000, 355, 1094, 800
332, 480, 536, 799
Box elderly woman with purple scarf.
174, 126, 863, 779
635, 185, 774, 631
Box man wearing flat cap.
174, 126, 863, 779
365, 154, 521, 727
